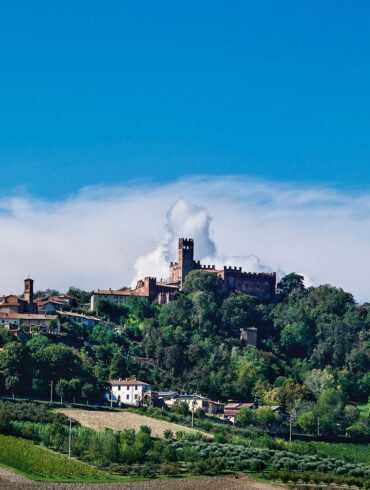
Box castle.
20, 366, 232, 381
90, 238, 276, 309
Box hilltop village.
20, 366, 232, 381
0, 237, 368, 439
0, 238, 278, 418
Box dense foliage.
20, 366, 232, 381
0, 271, 369, 438
0, 434, 107, 480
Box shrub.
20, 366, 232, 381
164, 429, 173, 440
141, 462, 157, 478
162, 444, 177, 463
214, 432, 228, 444
160, 463, 179, 476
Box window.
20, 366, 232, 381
117, 386, 121, 391
135, 385, 138, 390
126, 395, 129, 400
126, 386, 129, 390
135, 394, 138, 399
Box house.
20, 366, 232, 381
166, 394, 210, 412
208, 400, 225, 415
36, 294, 78, 312
156, 391, 179, 401
56, 310, 100, 327
220, 401, 258, 423
0, 312, 60, 334
107, 379, 151, 406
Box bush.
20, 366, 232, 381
141, 462, 157, 478
160, 463, 179, 476
214, 432, 228, 444
164, 429, 173, 440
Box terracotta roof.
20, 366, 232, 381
155, 282, 179, 288
56, 310, 99, 321
18, 314, 58, 320
0, 295, 26, 304
0, 313, 19, 319
109, 379, 150, 387
208, 400, 225, 406
224, 403, 241, 409
94, 290, 133, 296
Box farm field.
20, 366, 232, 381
58, 409, 210, 439
0, 466, 276, 490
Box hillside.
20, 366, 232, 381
0, 270, 369, 438
58, 408, 210, 439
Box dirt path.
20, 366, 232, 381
0, 465, 280, 490
58, 409, 210, 439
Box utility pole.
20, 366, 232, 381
191, 393, 195, 428
289, 416, 292, 443
50, 380, 53, 404
317, 416, 320, 437
68, 419, 72, 459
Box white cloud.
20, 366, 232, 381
0, 176, 369, 303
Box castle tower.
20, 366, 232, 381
178, 238, 194, 287
24, 278, 34, 304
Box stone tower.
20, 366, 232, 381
178, 238, 194, 284
24, 278, 34, 304
169, 238, 195, 288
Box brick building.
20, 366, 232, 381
169, 238, 276, 300
0, 278, 38, 315
90, 238, 276, 309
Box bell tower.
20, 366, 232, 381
24, 278, 34, 304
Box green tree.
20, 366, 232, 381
256, 406, 276, 426
297, 411, 317, 434
183, 270, 225, 304
277, 273, 305, 300
5, 375, 20, 399
221, 293, 260, 336
237, 407, 256, 425
81, 383, 94, 405
280, 321, 314, 356
109, 347, 129, 379
69, 378, 81, 403
55, 379, 69, 403
304, 369, 335, 398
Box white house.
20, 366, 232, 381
107, 379, 151, 406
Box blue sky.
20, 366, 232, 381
1, 1, 370, 198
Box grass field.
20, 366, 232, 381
58, 408, 211, 439
0, 434, 113, 481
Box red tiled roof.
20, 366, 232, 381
0, 313, 19, 319
94, 290, 133, 296
109, 379, 150, 387
18, 314, 58, 320
0, 313, 58, 320
56, 310, 99, 321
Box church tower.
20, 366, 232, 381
24, 278, 34, 304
